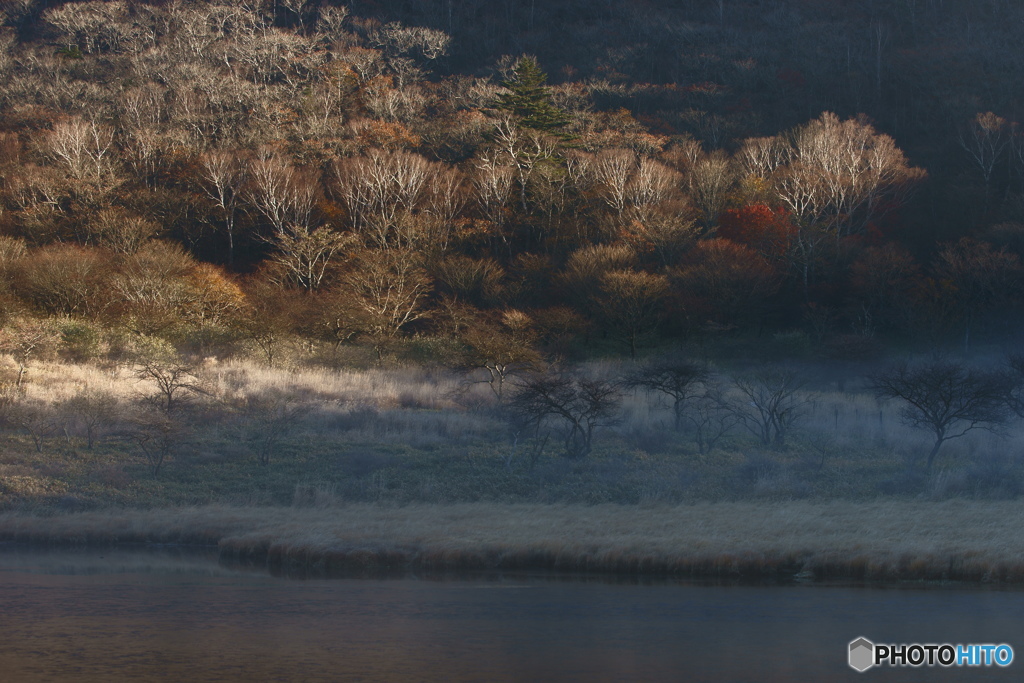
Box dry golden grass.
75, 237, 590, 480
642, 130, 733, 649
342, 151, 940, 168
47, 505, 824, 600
2, 501, 1022, 583
15, 357, 476, 409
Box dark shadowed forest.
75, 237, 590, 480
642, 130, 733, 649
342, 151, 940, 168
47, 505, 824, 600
0, 0, 1023, 512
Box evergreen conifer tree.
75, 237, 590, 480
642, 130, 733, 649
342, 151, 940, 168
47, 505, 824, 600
495, 56, 570, 135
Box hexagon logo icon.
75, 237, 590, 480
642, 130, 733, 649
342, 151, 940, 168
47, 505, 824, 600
849, 637, 875, 672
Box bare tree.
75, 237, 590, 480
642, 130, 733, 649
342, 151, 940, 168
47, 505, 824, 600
368, 22, 451, 62
1006, 354, 1024, 419
489, 115, 558, 213
200, 150, 248, 266
60, 388, 119, 450
935, 238, 1021, 351
332, 149, 437, 249
234, 279, 303, 366
626, 356, 707, 431
315, 5, 350, 39
959, 112, 1014, 194
120, 127, 172, 188
362, 77, 427, 123
685, 383, 739, 455
587, 149, 687, 248
730, 367, 811, 448
131, 409, 184, 476
628, 157, 683, 219
0, 318, 57, 388
42, 116, 117, 183
16, 245, 108, 317
738, 135, 791, 180
240, 390, 308, 466
44, 1, 154, 55
9, 399, 59, 453
508, 370, 621, 459
687, 148, 734, 229
559, 243, 637, 311
111, 241, 199, 336
340, 248, 432, 358
270, 223, 353, 291
246, 149, 319, 237
432, 255, 506, 308
280, 0, 314, 33
871, 359, 1012, 470
590, 148, 635, 217
773, 113, 925, 240
471, 151, 516, 248
228, 25, 323, 88
420, 166, 468, 253
87, 208, 161, 255
740, 114, 923, 296
672, 238, 782, 329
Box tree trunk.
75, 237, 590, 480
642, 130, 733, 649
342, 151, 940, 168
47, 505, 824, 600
926, 438, 944, 471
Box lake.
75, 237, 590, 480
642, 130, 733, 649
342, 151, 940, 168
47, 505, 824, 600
0, 546, 1019, 681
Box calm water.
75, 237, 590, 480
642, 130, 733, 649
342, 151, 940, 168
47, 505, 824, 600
0, 546, 1021, 682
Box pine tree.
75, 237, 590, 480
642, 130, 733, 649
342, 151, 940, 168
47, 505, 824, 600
495, 56, 570, 135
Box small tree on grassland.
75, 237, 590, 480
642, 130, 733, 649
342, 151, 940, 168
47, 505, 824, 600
685, 383, 740, 455
131, 337, 206, 413
131, 409, 185, 476
0, 318, 58, 388
8, 399, 59, 453
871, 359, 1012, 471
508, 370, 621, 459
730, 367, 811, 449
240, 390, 309, 466
60, 388, 118, 449
625, 356, 707, 432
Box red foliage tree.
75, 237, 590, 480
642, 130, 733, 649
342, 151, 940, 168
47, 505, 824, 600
717, 204, 794, 262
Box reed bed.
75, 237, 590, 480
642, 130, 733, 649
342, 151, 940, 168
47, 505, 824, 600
2, 501, 1022, 583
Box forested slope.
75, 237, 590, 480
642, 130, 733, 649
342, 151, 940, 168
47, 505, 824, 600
0, 0, 1020, 364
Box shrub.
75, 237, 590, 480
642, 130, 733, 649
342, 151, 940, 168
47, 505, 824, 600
58, 319, 102, 362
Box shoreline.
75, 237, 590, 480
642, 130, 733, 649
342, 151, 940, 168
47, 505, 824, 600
1, 501, 1022, 584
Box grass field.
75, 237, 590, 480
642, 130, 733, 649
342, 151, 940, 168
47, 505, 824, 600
1, 501, 1022, 583
0, 355, 1021, 512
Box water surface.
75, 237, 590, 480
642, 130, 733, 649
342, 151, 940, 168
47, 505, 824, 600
0, 547, 1019, 682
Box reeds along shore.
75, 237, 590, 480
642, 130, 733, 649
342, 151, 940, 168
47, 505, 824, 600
1, 501, 1023, 584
